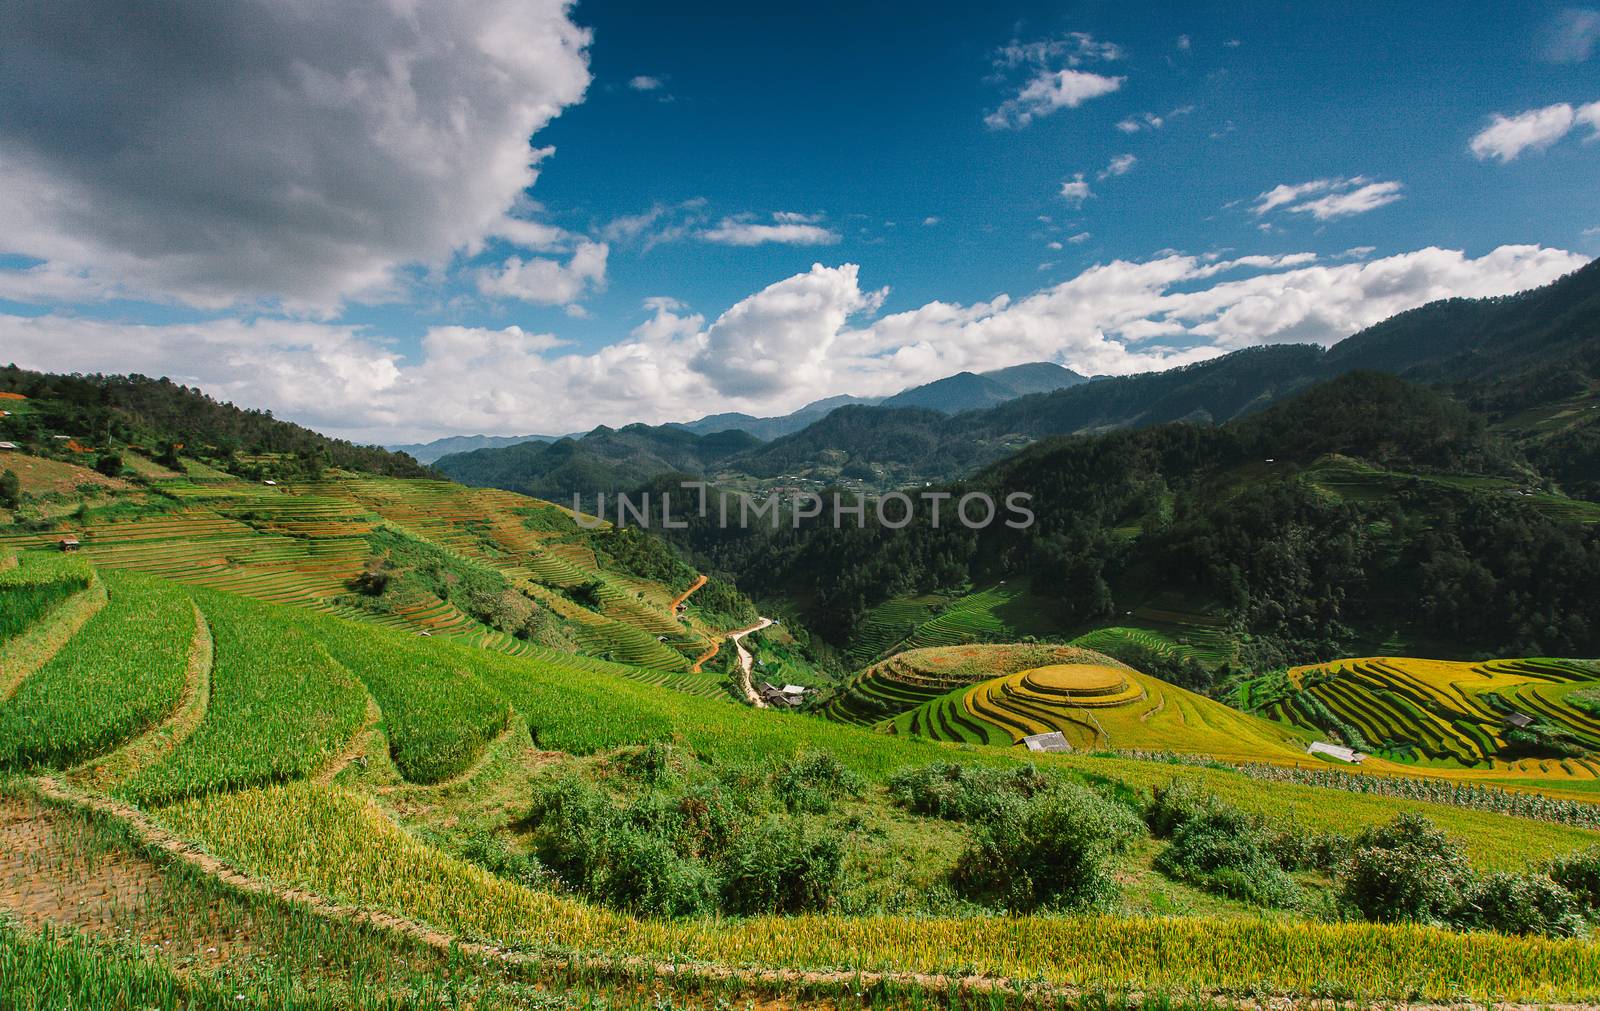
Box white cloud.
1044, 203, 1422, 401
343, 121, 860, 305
1469, 103, 1580, 161
1060, 174, 1092, 204
1251, 176, 1403, 220
1067, 232, 1092, 244
1539, 8, 1600, 62
0, 0, 591, 313
476, 241, 609, 305
1099, 154, 1138, 179
5, 245, 1584, 442
923, 216, 941, 226
700, 214, 842, 246
1581, 100, 1600, 133
1466, 99, 1600, 162
629, 75, 663, 91
986, 69, 1124, 129
1288, 180, 1405, 220
1177, 34, 1192, 50
1047, 241, 1064, 250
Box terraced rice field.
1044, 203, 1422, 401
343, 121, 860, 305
891, 662, 1311, 761
898, 586, 1020, 649
821, 643, 1119, 728
1, 473, 716, 676
1274, 656, 1600, 773
0, 571, 194, 769
118, 589, 370, 806
845, 595, 947, 665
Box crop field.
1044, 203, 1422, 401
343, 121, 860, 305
891, 662, 1313, 762
311, 615, 512, 784
0, 550, 92, 641
153, 779, 1600, 1003
0, 471, 727, 678
0, 571, 193, 770
119, 588, 369, 806
845, 594, 948, 664
821, 643, 1122, 727
6, 563, 1600, 1004
1269, 656, 1600, 773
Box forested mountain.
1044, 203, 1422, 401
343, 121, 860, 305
0, 366, 430, 478
437, 423, 761, 504
878, 362, 1086, 413
637, 373, 1600, 665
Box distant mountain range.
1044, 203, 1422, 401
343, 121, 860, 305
391, 360, 1084, 461
388, 432, 565, 465
431, 259, 1600, 502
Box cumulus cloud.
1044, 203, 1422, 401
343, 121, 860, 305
3, 245, 1584, 442
1060, 175, 1092, 204
1539, 8, 1600, 62
1469, 103, 1586, 161
1117, 105, 1195, 133
0, 0, 592, 313
700, 214, 841, 246
1252, 177, 1404, 220
1068, 232, 1092, 244
629, 75, 663, 90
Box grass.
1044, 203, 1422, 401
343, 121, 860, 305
0, 570, 193, 770
118, 588, 369, 805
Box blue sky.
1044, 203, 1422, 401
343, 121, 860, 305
0, 1, 1596, 442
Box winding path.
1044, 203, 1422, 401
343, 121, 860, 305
728, 617, 774, 707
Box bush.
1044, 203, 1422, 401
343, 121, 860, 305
1144, 778, 1212, 838
719, 818, 844, 915
771, 750, 863, 814
1545, 844, 1600, 912
1153, 803, 1300, 908
526, 775, 718, 918
952, 784, 1144, 912
1466, 872, 1585, 937
886, 762, 1050, 822
1336, 813, 1475, 925
1267, 827, 1350, 873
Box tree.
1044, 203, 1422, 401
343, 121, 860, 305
0, 468, 19, 510
95, 452, 123, 478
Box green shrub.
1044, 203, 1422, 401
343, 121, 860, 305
1336, 814, 1475, 925
526, 775, 717, 918
1154, 804, 1300, 908
887, 762, 1050, 822
719, 818, 844, 915
952, 784, 1144, 913
1144, 778, 1212, 839
1267, 827, 1350, 873
1545, 845, 1600, 912
771, 750, 863, 814
1466, 872, 1585, 938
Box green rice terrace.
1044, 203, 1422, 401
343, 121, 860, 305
7, 523, 1600, 1008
